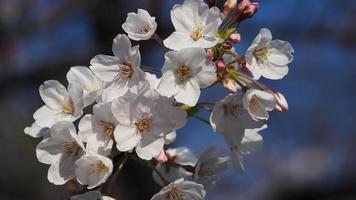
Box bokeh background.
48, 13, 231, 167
1, 0, 356, 199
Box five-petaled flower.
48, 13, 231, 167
164, 0, 223, 51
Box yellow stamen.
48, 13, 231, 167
91, 160, 109, 173
61, 98, 74, 115
176, 65, 192, 82
254, 46, 269, 62
62, 141, 83, 157
167, 186, 183, 200
223, 102, 240, 117
135, 118, 151, 134
119, 64, 133, 78
191, 25, 204, 41
100, 121, 115, 137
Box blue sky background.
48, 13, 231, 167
0, 0, 355, 199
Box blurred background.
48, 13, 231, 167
1, 0, 356, 199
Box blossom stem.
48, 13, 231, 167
151, 33, 168, 51
191, 114, 211, 125
141, 65, 162, 75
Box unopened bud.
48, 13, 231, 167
237, 0, 259, 21
217, 59, 226, 70
223, 75, 238, 93
222, 42, 232, 49
273, 92, 288, 111
223, 0, 237, 17
206, 48, 215, 60
230, 33, 241, 43
155, 150, 168, 163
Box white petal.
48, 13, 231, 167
262, 63, 289, 80
39, 80, 68, 110
33, 105, 60, 127
157, 70, 179, 98
47, 160, 70, 185
114, 125, 140, 152
174, 80, 201, 106
78, 114, 94, 143
171, 4, 194, 33
66, 66, 102, 106
136, 137, 164, 160
36, 137, 62, 164
112, 34, 132, 61
101, 81, 129, 102
240, 131, 263, 154
164, 131, 177, 145
166, 147, 197, 166
164, 32, 194, 51
90, 55, 120, 82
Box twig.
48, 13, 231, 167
151, 33, 169, 51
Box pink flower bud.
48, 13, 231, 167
217, 59, 226, 70
273, 92, 288, 111
222, 42, 232, 49
154, 150, 168, 163
223, 75, 238, 93
206, 48, 215, 60
230, 33, 241, 43
236, 0, 259, 21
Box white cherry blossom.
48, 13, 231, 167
242, 89, 277, 121
75, 152, 113, 189
34, 80, 84, 128
151, 178, 205, 200
36, 121, 85, 185
230, 125, 266, 174
78, 102, 118, 156
210, 93, 264, 137
67, 66, 103, 106
111, 89, 187, 160
122, 9, 157, 41
164, 0, 223, 50
245, 28, 294, 80
90, 34, 144, 102
71, 191, 115, 200
193, 146, 230, 189
158, 47, 217, 106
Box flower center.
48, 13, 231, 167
91, 160, 109, 173
60, 98, 74, 115
119, 63, 133, 78
100, 121, 115, 137
249, 95, 260, 110
254, 46, 269, 62
167, 186, 183, 200
223, 102, 240, 117
62, 141, 83, 157
141, 24, 150, 33
176, 65, 192, 82
135, 118, 151, 133
191, 25, 204, 41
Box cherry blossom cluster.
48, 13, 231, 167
25, 0, 294, 199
